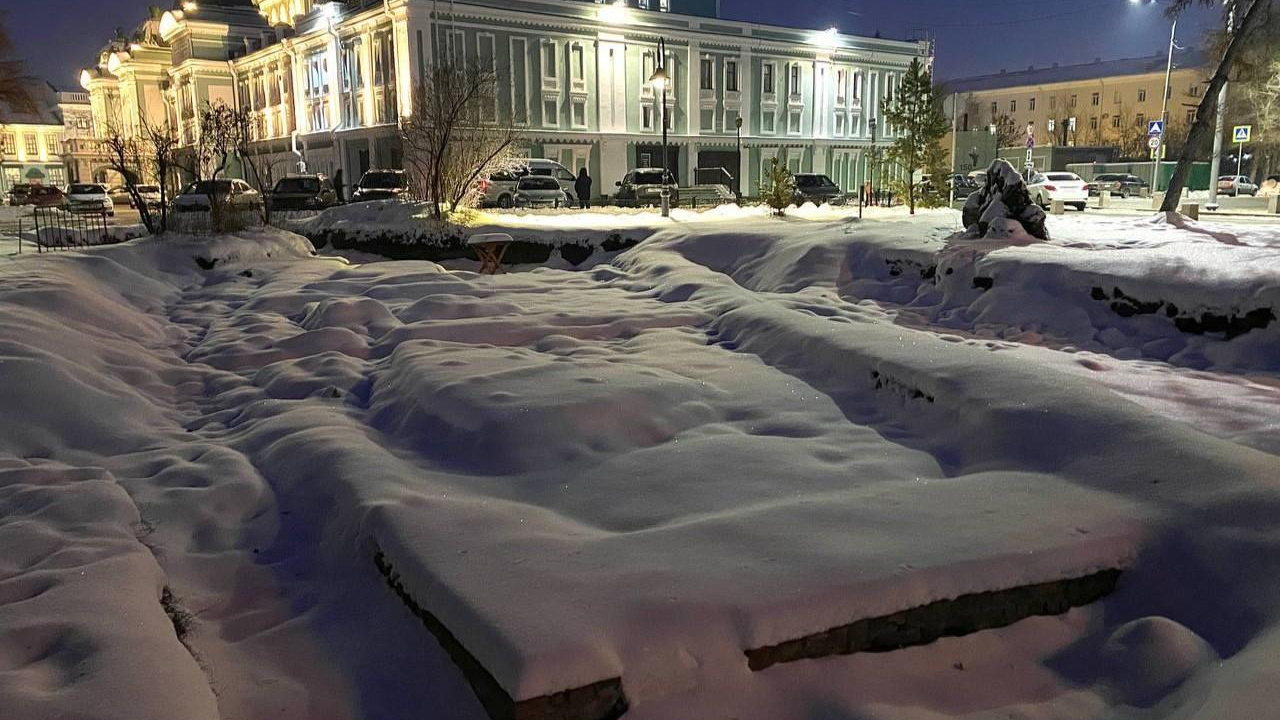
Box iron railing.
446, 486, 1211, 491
30, 207, 111, 252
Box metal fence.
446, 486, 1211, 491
30, 207, 111, 252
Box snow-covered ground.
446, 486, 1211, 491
1, 212, 1278, 720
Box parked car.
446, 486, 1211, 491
7, 184, 32, 206
480, 158, 579, 208
950, 173, 979, 199
1217, 175, 1258, 197
23, 185, 67, 208
1027, 172, 1089, 210
173, 179, 262, 213
513, 176, 568, 208
107, 184, 162, 208
269, 174, 339, 210
613, 168, 678, 207
792, 173, 843, 205
351, 169, 408, 202
1089, 173, 1148, 198
65, 183, 115, 215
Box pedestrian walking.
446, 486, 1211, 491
574, 168, 592, 209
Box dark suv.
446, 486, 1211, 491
269, 174, 339, 210
614, 168, 678, 207
792, 173, 844, 205
351, 169, 408, 202
1090, 173, 1148, 198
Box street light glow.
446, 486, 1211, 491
648, 66, 668, 91
598, 0, 627, 24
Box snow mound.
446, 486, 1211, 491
1102, 617, 1217, 706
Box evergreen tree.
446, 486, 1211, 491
759, 157, 795, 216
882, 58, 950, 214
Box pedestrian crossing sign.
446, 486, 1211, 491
1147, 120, 1164, 136
1233, 125, 1252, 143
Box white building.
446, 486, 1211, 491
82, 0, 929, 197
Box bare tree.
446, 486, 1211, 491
0, 12, 35, 171
1246, 59, 1280, 178
1161, 0, 1273, 211
400, 61, 525, 219
195, 101, 250, 231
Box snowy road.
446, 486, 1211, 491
1, 215, 1279, 720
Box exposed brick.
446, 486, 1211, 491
373, 549, 628, 720
745, 569, 1121, 672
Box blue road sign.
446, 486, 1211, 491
1233, 125, 1252, 143
1147, 120, 1164, 136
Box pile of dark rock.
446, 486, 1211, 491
961, 159, 1049, 241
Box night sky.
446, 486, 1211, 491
9, 0, 1220, 89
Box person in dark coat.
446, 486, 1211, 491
333, 168, 345, 203
574, 167, 592, 209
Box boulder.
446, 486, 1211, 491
962, 159, 1049, 240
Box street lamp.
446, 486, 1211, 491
648, 37, 670, 218
734, 114, 743, 201
869, 117, 878, 206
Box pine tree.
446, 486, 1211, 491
759, 157, 795, 216
882, 58, 950, 214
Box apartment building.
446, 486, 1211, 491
80, 0, 930, 197
0, 84, 73, 194
946, 51, 1209, 156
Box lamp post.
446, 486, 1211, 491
735, 114, 743, 201
869, 117, 878, 206
648, 37, 670, 218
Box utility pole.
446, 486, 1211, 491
1207, 1, 1235, 210
1154, 17, 1176, 193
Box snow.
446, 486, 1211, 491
0, 212, 1278, 720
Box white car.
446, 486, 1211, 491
1027, 172, 1088, 211
65, 183, 115, 215
480, 158, 578, 208
1217, 175, 1258, 197
174, 179, 262, 213
512, 176, 568, 208
108, 183, 162, 208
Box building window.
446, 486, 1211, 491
45, 135, 60, 155
1029, 97, 1036, 111
1186, 108, 1195, 124
1135, 112, 1145, 126
834, 112, 846, 135
726, 59, 738, 92
1089, 116, 1098, 130
544, 99, 558, 126
787, 109, 801, 134
1111, 115, 1121, 128
1010, 100, 1016, 113
700, 57, 714, 90
762, 110, 776, 134
835, 68, 846, 104
570, 43, 585, 84
0, 133, 14, 155
1188, 85, 1200, 98
990, 101, 997, 119
571, 98, 586, 128
1114, 91, 1121, 104
24, 134, 37, 156
1049, 96, 1056, 110
1091, 92, 1100, 106
762, 63, 775, 95
788, 63, 801, 95
1138, 89, 1147, 102
642, 51, 655, 93
1070, 94, 1077, 108
543, 42, 557, 79
642, 104, 655, 131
